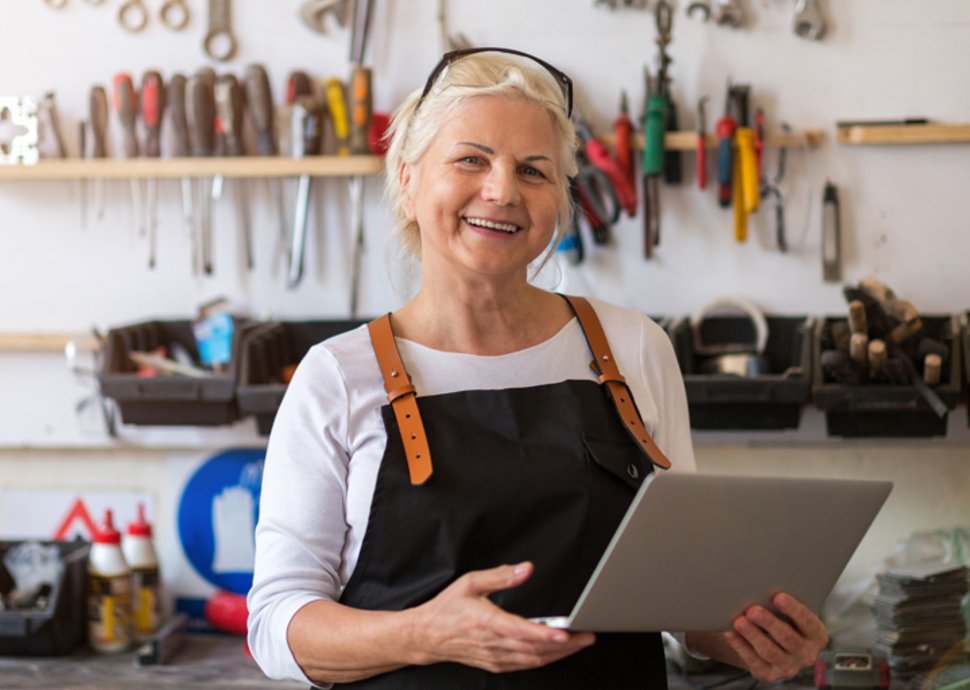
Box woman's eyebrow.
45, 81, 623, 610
454, 141, 553, 164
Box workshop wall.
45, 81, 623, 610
1, 0, 969, 622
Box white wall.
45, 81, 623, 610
1, 0, 969, 639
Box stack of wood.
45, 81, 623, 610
820, 278, 949, 387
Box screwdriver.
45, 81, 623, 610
731, 85, 759, 214
89, 85, 109, 220
215, 73, 253, 271
348, 66, 371, 316
612, 91, 636, 202
245, 63, 289, 268
186, 69, 216, 275
112, 72, 144, 236
715, 95, 736, 209
326, 78, 350, 156
141, 70, 165, 268
696, 96, 708, 190
288, 95, 323, 289
167, 72, 197, 272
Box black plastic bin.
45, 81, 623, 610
813, 315, 962, 438
99, 319, 248, 426
0, 540, 89, 656
669, 315, 813, 430
237, 320, 366, 435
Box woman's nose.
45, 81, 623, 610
482, 165, 521, 206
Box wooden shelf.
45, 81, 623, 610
0, 332, 98, 353
602, 129, 823, 151
836, 123, 970, 145
0, 155, 386, 181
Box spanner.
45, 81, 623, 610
793, 0, 826, 40
713, 0, 743, 28
204, 0, 237, 62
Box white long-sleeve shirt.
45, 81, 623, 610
248, 298, 696, 683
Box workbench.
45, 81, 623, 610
0, 634, 304, 690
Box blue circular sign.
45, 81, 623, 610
177, 448, 264, 594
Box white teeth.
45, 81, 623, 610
464, 217, 519, 233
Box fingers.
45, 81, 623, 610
725, 594, 830, 683
462, 561, 534, 598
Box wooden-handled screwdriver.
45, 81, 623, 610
112, 72, 144, 236
245, 63, 289, 271
141, 70, 165, 268
186, 69, 216, 275
167, 72, 197, 272
89, 85, 109, 221
215, 73, 253, 271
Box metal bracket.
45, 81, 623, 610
0, 97, 40, 165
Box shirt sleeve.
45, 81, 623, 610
247, 345, 352, 685
638, 315, 697, 474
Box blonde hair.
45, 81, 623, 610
383, 52, 579, 269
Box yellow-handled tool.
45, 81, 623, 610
733, 153, 747, 242
736, 127, 759, 213
325, 78, 349, 156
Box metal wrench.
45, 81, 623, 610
204, 0, 237, 62
793, 0, 826, 40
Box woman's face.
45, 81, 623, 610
400, 95, 563, 284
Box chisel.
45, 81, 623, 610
89, 85, 109, 220
111, 72, 144, 236
167, 73, 197, 273
215, 73, 253, 271
141, 70, 165, 268
187, 69, 216, 275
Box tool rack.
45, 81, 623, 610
0, 154, 385, 180
836, 123, 970, 146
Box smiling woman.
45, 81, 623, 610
247, 48, 829, 690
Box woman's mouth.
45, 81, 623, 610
463, 216, 521, 234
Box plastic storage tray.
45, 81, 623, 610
0, 540, 89, 656
237, 320, 366, 435
812, 314, 962, 438
99, 320, 247, 426
669, 315, 813, 430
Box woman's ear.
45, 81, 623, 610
399, 161, 416, 222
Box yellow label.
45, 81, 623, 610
88, 573, 132, 649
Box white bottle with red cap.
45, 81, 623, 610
122, 503, 161, 641
88, 508, 133, 653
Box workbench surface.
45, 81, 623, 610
0, 634, 304, 690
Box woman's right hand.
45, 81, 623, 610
408, 561, 596, 673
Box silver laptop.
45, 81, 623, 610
533, 472, 892, 632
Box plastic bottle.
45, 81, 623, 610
122, 503, 161, 642
88, 508, 133, 653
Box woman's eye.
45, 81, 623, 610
460, 155, 484, 165
520, 166, 546, 179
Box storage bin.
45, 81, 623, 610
669, 315, 813, 430
237, 320, 366, 435
0, 540, 89, 656
99, 319, 248, 426
812, 314, 961, 438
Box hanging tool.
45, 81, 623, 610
160, 0, 190, 30
111, 72, 145, 237
142, 70, 165, 269
713, 0, 743, 27
40, 92, 68, 158
731, 85, 758, 215
696, 96, 708, 190
760, 121, 790, 252
118, 0, 149, 32
78, 121, 88, 229
204, 0, 237, 61
325, 78, 350, 155
287, 96, 324, 289
167, 73, 197, 272
753, 106, 766, 183
686, 1, 711, 21
793, 0, 826, 41
215, 73, 253, 272
821, 181, 841, 283
574, 115, 633, 225
715, 84, 736, 209
612, 91, 637, 204
300, 0, 352, 34
641, 0, 673, 258
89, 86, 109, 219
349, 0, 375, 317
187, 69, 216, 275
245, 63, 289, 272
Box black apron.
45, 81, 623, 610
336, 313, 668, 689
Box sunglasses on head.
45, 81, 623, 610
416, 47, 573, 118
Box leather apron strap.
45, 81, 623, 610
366, 296, 671, 484
562, 295, 672, 470
367, 315, 433, 485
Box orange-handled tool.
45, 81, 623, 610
696, 96, 708, 190
349, 66, 372, 155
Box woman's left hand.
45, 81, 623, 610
723, 592, 829, 684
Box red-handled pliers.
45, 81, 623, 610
575, 115, 638, 218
